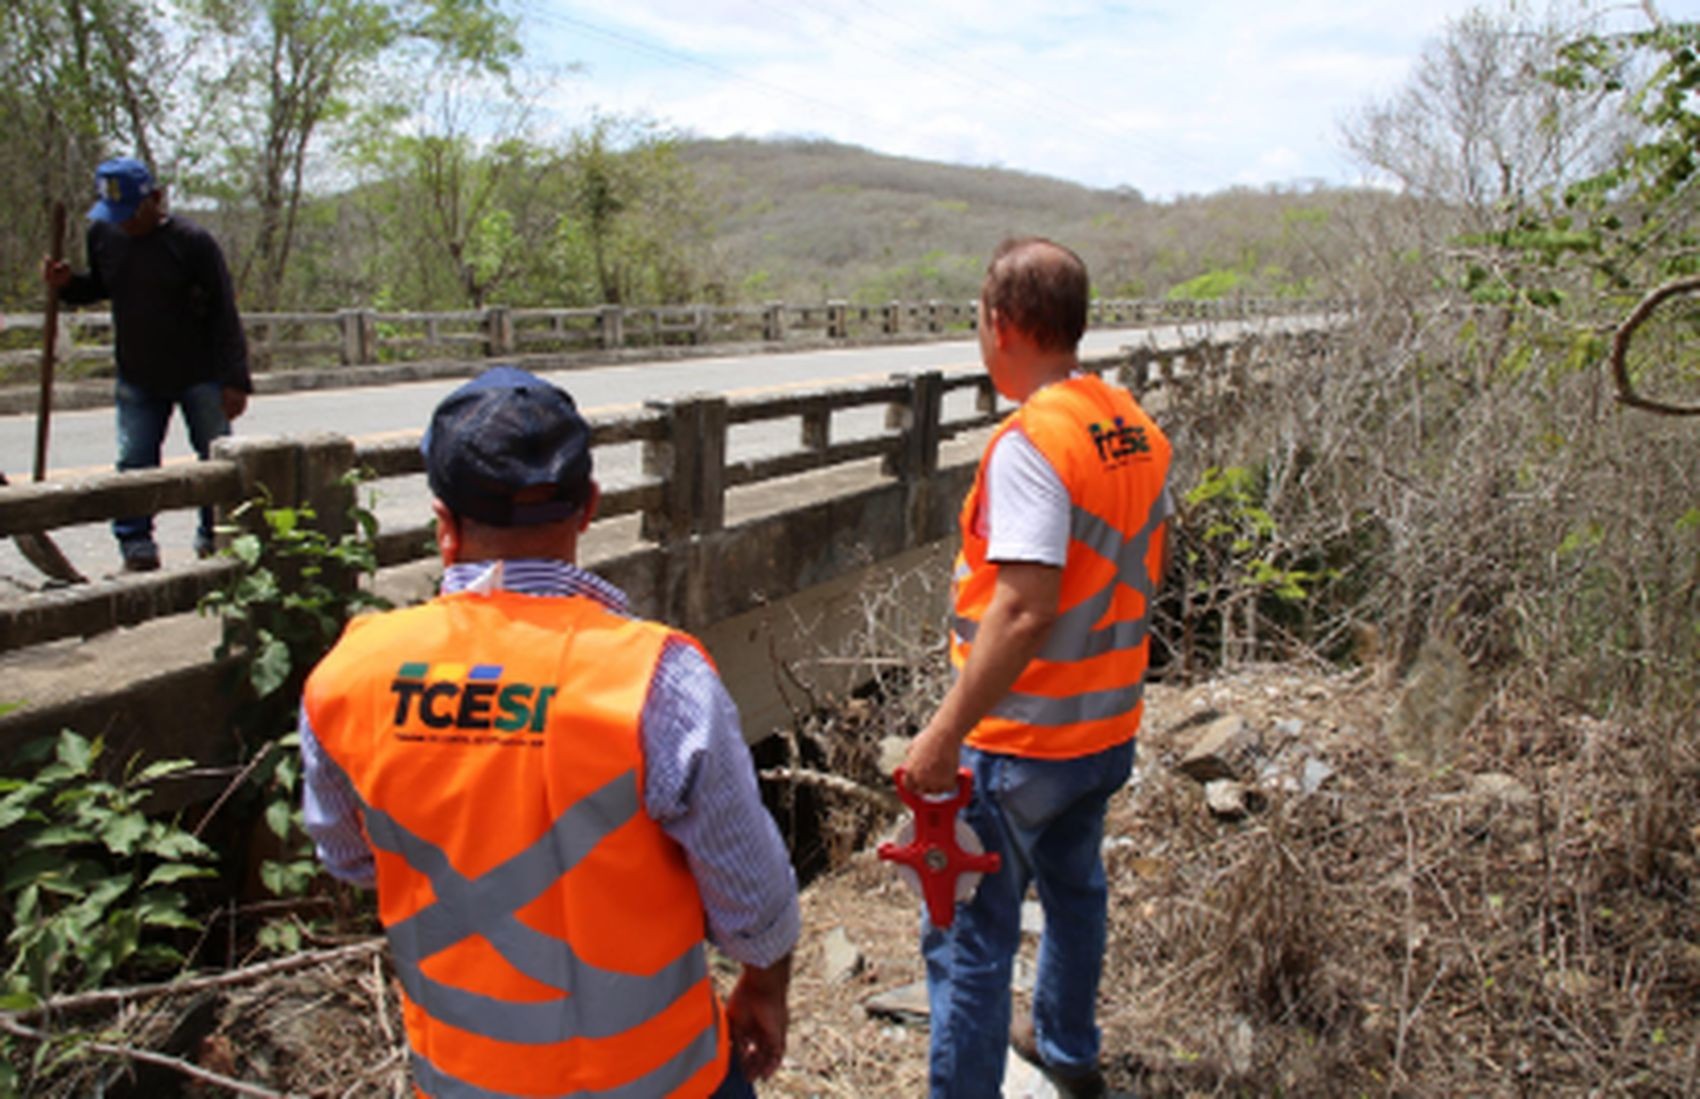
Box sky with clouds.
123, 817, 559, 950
516, 1, 1691, 199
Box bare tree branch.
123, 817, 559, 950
0, 1013, 296, 1099
759, 766, 901, 812
3, 939, 386, 1024
1609, 274, 1700, 416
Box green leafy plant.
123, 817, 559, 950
1167, 268, 1245, 301
199, 475, 393, 949
247, 731, 325, 955
1187, 465, 1327, 604
1168, 464, 1338, 671
0, 731, 215, 1008
202, 476, 393, 708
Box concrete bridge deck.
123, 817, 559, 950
0, 433, 988, 760
0, 318, 1327, 770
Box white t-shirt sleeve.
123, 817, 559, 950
983, 428, 1071, 566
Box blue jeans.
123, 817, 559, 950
113, 377, 231, 558
923, 738, 1135, 1099
710, 1055, 755, 1098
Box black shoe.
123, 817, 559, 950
122, 550, 161, 573
1011, 1017, 1107, 1099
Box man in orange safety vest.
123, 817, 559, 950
301, 366, 800, 1097
903, 238, 1173, 1099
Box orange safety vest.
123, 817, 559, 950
953, 374, 1173, 759
303, 591, 729, 1099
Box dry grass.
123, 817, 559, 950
1103, 674, 1699, 1096
768, 665, 1700, 1098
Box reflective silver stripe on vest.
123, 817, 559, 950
989, 678, 1146, 728
358, 768, 708, 1045
953, 486, 1172, 667
409, 1018, 720, 1098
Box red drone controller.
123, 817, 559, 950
877, 767, 1001, 929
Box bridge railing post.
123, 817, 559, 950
640, 394, 727, 629
1121, 346, 1153, 398
339, 309, 378, 365
763, 302, 786, 343
884, 370, 942, 481
484, 306, 515, 357
801, 406, 829, 454
641, 394, 728, 543
883, 370, 944, 548
210, 432, 359, 635
599, 305, 624, 350
827, 300, 848, 340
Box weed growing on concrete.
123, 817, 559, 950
197, 472, 391, 955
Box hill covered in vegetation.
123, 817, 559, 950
681, 136, 1387, 305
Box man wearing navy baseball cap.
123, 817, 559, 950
43, 157, 252, 572
299, 366, 799, 1097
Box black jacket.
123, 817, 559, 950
60, 216, 252, 395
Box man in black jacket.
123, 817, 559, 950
43, 157, 252, 572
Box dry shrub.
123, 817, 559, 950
1099, 672, 1700, 1097
1206, 813, 1341, 1030
1157, 301, 1699, 715
755, 544, 953, 878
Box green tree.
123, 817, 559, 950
176, 0, 520, 309
1540, 17, 1700, 414
355, 63, 571, 309
0, 0, 168, 303
1340, 1, 1634, 307
562, 118, 717, 306
1545, 19, 1700, 290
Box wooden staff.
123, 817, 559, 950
35, 200, 66, 480
13, 200, 86, 584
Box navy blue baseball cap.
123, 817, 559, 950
88, 158, 157, 223
424, 366, 594, 527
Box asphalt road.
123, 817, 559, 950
0, 321, 1272, 591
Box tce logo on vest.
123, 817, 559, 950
388, 662, 556, 738
1088, 417, 1152, 467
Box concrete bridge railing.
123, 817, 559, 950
0, 296, 1339, 381
0, 328, 1333, 657
0, 327, 1338, 764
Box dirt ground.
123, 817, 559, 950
17, 661, 1699, 1097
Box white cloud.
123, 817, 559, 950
534, 0, 1667, 196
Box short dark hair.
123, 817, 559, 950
981, 238, 1089, 353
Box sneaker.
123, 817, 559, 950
122, 552, 161, 573
1010, 1016, 1107, 1099
120, 542, 161, 573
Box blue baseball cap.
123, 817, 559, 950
88, 158, 157, 223
424, 366, 594, 527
